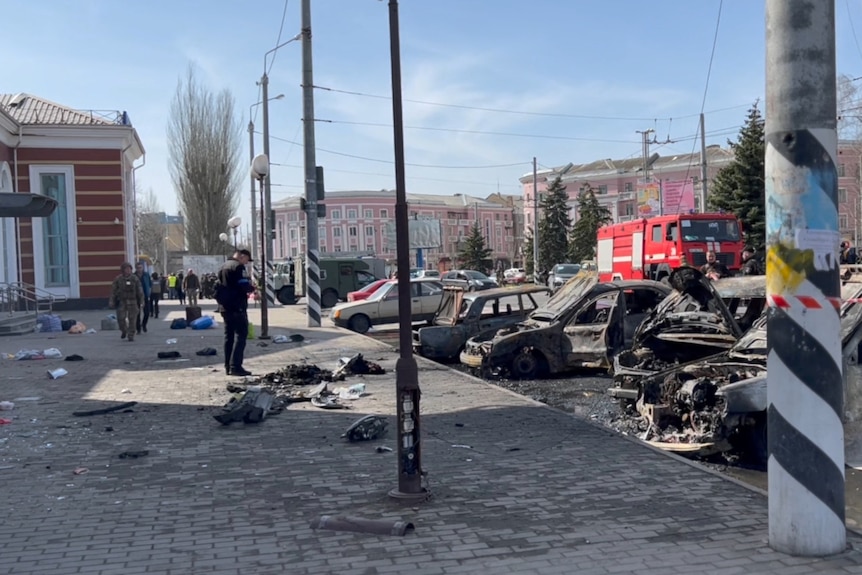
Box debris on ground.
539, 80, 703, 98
64, 354, 84, 362
333, 383, 367, 400
157, 351, 182, 359
376, 446, 393, 453
118, 450, 149, 459
333, 354, 385, 378
214, 387, 274, 425
73, 467, 89, 475
195, 347, 217, 356
342, 414, 388, 442
0, 401, 14, 411
310, 394, 348, 409
47, 368, 68, 379
73, 401, 138, 417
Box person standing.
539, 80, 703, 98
167, 273, 177, 299
150, 272, 162, 318
183, 268, 201, 307
739, 247, 763, 276
176, 271, 186, 306
110, 262, 144, 342
219, 249, 254, 376
699, 251, 730, 281
134, 262, 152, 334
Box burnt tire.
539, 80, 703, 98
321, 289, 339, 309
510, 349, 542, 380
348, 314, 371, 334
276, 289, 297, 305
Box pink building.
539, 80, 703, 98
521, 147, 735, 232
272, 190, 519, 269
838, 141, 862, 245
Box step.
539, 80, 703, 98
0, 312, 38, 336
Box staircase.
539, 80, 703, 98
0, 283, 66, 336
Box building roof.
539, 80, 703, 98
0, 93, 132, 126
274, 190, 511, 210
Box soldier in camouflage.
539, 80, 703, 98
110, 262, 144, 341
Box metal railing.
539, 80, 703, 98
0, 282, 66, 316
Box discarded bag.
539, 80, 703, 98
64, 354, 85, 362
195, 347, 217, 356
157, 351, 182, 359
47, 368, 68, 379
68, 323, 86, 334
190, 316, 214, 330
248, 322, 256, 340
170, 318, 187, 330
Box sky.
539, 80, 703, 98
5, 0, 862, 235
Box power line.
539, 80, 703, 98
266, 0, 291, 75
846, 0, 862, 65
313, 83, 750, 123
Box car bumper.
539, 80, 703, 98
460, 350, 484, 368
332, 317, 350, 329
608, 387, 638, 400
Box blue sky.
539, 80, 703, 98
4, 0, 862, 231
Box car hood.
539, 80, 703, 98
632, 267, 742, 353
530, 273, 598, 322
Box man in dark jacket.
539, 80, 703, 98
134, 261, 152, 334
739, 246, 763, 275
219, 249, 255, 376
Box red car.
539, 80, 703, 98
347, 279, 389, 302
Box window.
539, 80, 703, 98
331, 209, 341, 220
839, 164, 846, 177
333, 228, 342, 237
320, 243, 327, 252
624, 182, 634, 193
624, 203, 635, 216
380, 209, 389, 219
365, 225, 374, 236
651, 225, 662, 243
575, 293, 618, 324
318, 226, 325, 238
349, 244, 357, 251
364, 209, 373, 218
666, 223, 679, 241
495, 213, 500, 220
598, 185, 608, 195
347, 209, 357, 219
839, 188, 848, 203
288, 212, 297, 221
289, 228, 296, 240
348, 226, 358, 237
334, 245, 342, 252
38, 172, 73, 287
291, 247, 298, 257
841, 215, 849, 229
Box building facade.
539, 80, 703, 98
272, 190, 519, 269
0, 93, 144, 308
838, 141, 862, 245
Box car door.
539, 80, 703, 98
417, 281, 444, 318
376, 283, 400, 321
560, 290, 621, 367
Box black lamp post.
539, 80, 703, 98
251, 154, 270, 339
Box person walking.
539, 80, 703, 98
183, 268, 201, 307
134, 262, 152, 334
218, 249, 255, 376
176, 271, 186, 306
150, 272, 162, 318
110, 262, 144, 342
167, 273, 177, 299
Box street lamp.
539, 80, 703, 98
251, 153, 271, 339
228, 216, 242, 247
248, 94, 284, 263
219, 232, 229, 261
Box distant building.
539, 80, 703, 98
838, 141, 862, 245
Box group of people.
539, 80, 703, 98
699, 246, 763, 281
108, 250, 256, 377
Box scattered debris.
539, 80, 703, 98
342, 415, 388, 442
214, 387, 274, 425
47, 368, 68, 380
334, 383, 367, 400
73, 467, 89, 475
310, 394, 347, 409
165, 338, 177, 345
121, 389, 132, 394
195, 347, 217, 356
105, 426, 114, 432
310, 515, 414, 536
0, 418, 11, 425
376, 446, 393, 453
73, 401, 138, 417
118, 450, 149, 459
451, 444, 472, 449
0, 401, 13, 411
334, 354, 385, 378
64, 354, 84, 362
157, 351, 182, 359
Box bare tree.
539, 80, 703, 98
167, 66, 242, 255
136, 187, 165, 267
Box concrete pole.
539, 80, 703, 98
301, 0, 321, 328
699, 113, 708, 211
765, 0, 845, 555
532, 157, 539, 279
259, 75, 271, 339
248, 119, 257, 263
387, 0, 425, 501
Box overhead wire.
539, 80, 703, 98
846, 0, 862, 65
253, 0, 291, 125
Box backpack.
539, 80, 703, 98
213, 278, 230, 308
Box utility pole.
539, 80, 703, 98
301, 0, 322, 328
765, 0, 844, 556
248, 119, 257, 262
532, 157, 539, 280
387, 0, 425, 501
699, 113, 708, 212
259, 74, 272, 339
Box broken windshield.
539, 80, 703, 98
530, 273, 597, 321
681, 219, 740, 242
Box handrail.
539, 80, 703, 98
10, 281, 68, 304
0, 282, 63, 316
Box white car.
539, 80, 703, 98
331, 278, 444, 334
503, 268, 527, 284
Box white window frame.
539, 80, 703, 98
30, 165, 79, 299
364, 209, 373, 218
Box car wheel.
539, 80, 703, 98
276, 288, 297, 305
510, 349, 541, 379
348, 314, 371, 334
321, 288, 339, 309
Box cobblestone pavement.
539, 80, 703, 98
2, 300, 862, 574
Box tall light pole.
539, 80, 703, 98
248, 95, 283, 263
218, 232, 229, 261
387, 0, 425, 502
228, 216, 242, 249
765, 0, 844, 556
260, 34, 301, 308
251, 154, 271, 339
532, 157, 538, 281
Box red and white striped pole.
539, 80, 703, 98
766, 0, 845, 555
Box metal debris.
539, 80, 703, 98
342, 415, 388, 442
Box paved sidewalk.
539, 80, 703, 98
1, 300, 862, 574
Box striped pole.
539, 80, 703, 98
264, 261, 276, 306
766, 0, 845, 555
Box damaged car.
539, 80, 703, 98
460, 273, 671, 378
413, 284, 549, 361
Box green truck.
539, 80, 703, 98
272, 257, 386, 308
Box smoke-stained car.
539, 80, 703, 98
413, 284, 549, 361
460, 273, 671, 378
547, 263, 581, 293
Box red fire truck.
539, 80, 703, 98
596, 213, 745, 282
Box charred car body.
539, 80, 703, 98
413, 285, 549, 361
460, 274, 671, 378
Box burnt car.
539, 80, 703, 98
460, 273, 671, 378
611, 268, 764, 403
413, 285, 549, 361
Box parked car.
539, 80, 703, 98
547, 263, 581, 292
415, 269, 440, 279
460, 273, 671, 378
346, 278, 389, 303
503, 268, 527, 284
413, 285, 549, 361
441, 270, 498, 291
331, 278, 444, 334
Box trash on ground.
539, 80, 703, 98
0, 418, 12, 425
165, 338, 178, 345
47, 368, 68, 380
68, 323, 87, 334
64, 354, 84, 362
118, 450, 149, 459
310, 394, 347, 409
451, 444, 472, 449
190, 316, 215, 330
13, 349, 48, 361
195, 347, 217, 356
342, 414, 388, 442
310, 515, 414, 537
333, 353, 386, 378
121, 389, 132, 394
73, 401, 138, 417
13, 397, 40, 402
214, 387, 274, 425
84, 328, 97, 335
157, 351, 182, 359
376, 446, 393, 453
272, 335, 289, 343
334, 383, 367, 400
73, 467, 89, 475
0, 401, 14, 411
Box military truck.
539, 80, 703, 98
272, 257, 385, 308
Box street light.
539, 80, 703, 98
251, 154, 271, 340
228, 216, 242, 247
248, 94, 284, 263
219, 232, 229, 261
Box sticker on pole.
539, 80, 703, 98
795, 229, 840, 271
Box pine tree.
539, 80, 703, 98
707, 103, 766, 249
537, 175, 572, 274
459, 222, 493, 272
569, 183, 612, 262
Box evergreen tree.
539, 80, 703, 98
707, 103, 766, 249
459, 222, 493, 272
523, 230, 535, 277
537, 176, 572, 273
569, 183, 612, 262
